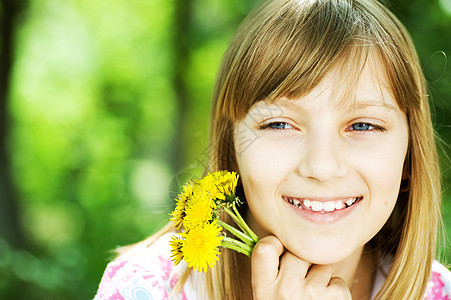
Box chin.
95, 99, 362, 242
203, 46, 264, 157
299, 252, 350, 265
287, 241, 362, 265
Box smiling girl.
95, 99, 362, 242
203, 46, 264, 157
95, 0, 451, 299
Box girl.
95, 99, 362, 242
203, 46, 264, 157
95, 0, 451, 299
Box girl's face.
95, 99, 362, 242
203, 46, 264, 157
234, 56, 409, 264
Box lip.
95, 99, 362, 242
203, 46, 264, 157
282, 195, 363, 224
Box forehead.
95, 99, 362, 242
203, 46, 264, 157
262, 51, 400, 113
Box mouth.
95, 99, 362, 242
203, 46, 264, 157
283, 196, 363, 213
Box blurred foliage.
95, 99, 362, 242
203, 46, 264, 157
0, 0, 449, 298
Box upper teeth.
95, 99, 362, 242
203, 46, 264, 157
346, 198, 355, 206
287, 197, 358, 212
288, 198, 301, 208
311, 201, 323, 212
323, 201, 336, 212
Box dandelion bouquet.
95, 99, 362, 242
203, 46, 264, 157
169, 171, 259, 272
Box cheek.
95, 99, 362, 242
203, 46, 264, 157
235, 141, 293, 214
352, 136, 407, 185
236, 146, 278, 198
357, 143, 407, 223
365, 155, 404, 191
375, 153, 405, 191
236, 138, 301, 188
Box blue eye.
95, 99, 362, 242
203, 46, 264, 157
352, 123, 373, 131
261, 122, 293, 130
348, 122, 385, 132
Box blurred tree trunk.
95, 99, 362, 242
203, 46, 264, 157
168, 0, 193, 190
0, 0, 27, 247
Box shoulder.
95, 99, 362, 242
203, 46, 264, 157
94, 232, 193, 300
424, 260, 451, 299
372, 257, 451, 299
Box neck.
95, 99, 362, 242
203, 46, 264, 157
237, 243, 377, 299
350, 246, 377, 300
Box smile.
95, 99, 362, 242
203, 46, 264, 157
284, 196, 363, 213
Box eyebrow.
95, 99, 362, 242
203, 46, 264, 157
269, 98, 398, 112
341, 100, 398, 112
266, 99, 303, 112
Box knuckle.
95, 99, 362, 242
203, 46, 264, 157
253, 240, 278, 259
328, 278, 351, 300
305, 282, 323, 298
327, 284, 351, 299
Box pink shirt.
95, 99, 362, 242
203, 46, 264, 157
95, 233, 451, 299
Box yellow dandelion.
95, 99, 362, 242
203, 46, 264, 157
191, 182, 217, 208
170, 184, 193, 229
169, 235, 184, 265
197, 171, 239, 201
197, 173, 226, 201
214, 171, 238, 197
183, 192, 214, 230
181, 221, 223, 272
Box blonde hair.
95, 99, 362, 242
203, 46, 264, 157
123, 0, 441, 299
205, 0, 441, 299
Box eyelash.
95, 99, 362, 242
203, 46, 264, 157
258, 121, 294, 131
346, 122, 386, 132
258, 121, 386, 132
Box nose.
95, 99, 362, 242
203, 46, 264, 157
297, 133, 348, 182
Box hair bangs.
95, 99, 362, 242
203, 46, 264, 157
219, 0, 386, 121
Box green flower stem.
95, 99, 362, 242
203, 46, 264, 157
221, 237, 252, 257
227, 203, 259, 243
217, 220, 253, 247
223, 207, 246, 235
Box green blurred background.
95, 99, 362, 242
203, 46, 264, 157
0, 0, 450, 298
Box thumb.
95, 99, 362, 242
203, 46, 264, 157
251, 235, 284, 288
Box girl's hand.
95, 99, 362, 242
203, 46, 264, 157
251, 235, 352, 300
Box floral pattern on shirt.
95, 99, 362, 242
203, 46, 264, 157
94, 233, 451, 300
94, 234, 189, 300
425, 262, 451, 300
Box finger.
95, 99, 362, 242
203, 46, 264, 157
277, 251, 311, 296
279, 250, 311, 279
304, 264, 334, 297
251, 235, 284, 288
305, 264, 333, 284
327, 277, 352, 299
